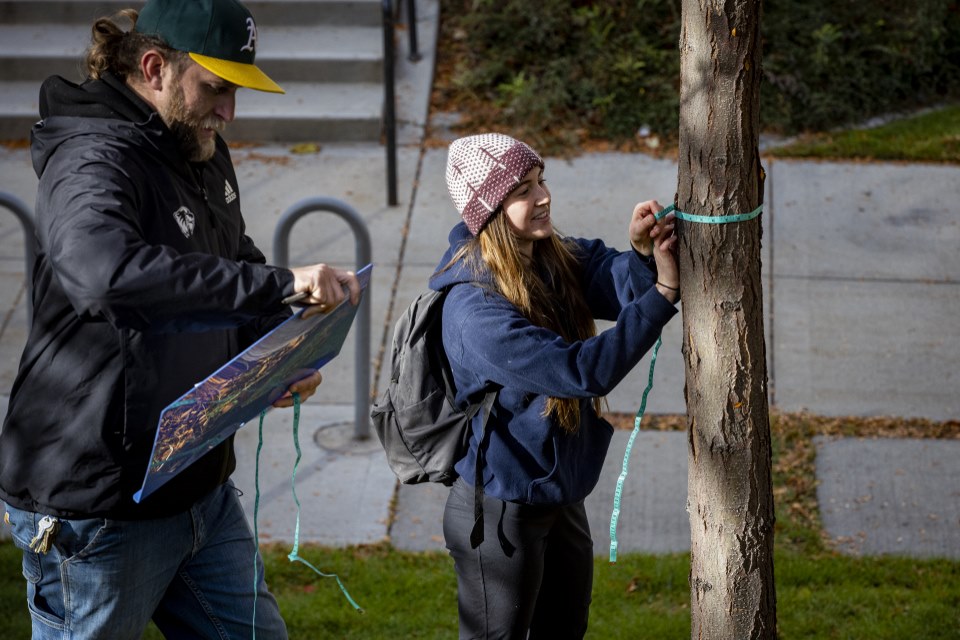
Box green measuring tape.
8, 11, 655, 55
252, 394, 363, 637
609, 337, 661, 563
654, 202, 763, 223
608, 200, 763, 563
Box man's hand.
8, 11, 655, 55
287, 264, 361, 318
273, 370, 322, 408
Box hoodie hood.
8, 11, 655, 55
429, 221, 495, 291
39, 72, 153, 122
31, 73, 176, 179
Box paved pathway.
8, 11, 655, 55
1, 0, 958, 558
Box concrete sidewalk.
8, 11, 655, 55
1, 0, 958, 558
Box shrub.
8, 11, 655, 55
762, 0, 960, 133
435, 0, 960, 153
436, 0, 682, 153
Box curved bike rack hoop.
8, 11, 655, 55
0, 191, 36, 324
272, 197, 373, 439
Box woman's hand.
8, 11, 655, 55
629, 200, 668, 256
629, 200, 679, 302
652, 214, 680, 303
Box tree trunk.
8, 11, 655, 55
676, 0, 777, 638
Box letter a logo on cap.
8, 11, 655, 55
240, 17, 256, 53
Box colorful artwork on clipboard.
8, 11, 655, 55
133, 264, 372, 503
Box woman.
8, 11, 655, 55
431, 133, 680, 639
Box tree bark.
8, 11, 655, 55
676, 0, 777, 638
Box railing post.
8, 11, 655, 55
404, 0, 421, 62
272, 197, 373, 440
0, 192, 36, 324
382, 0, 398, 207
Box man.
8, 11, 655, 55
0, 0, 358, 637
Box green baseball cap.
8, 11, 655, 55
135, 0, 284, 94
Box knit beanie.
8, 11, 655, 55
445, 133, 544, 235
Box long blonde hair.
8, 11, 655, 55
454, 211, 603, 433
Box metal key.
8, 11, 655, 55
28, 515, 60, 554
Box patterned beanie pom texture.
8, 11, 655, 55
445, 133, 544, 235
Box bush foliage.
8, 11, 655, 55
434, 0, 960, 153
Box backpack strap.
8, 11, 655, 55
469, 389, 497, 549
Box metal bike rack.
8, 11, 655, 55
0, 191, 36, 324
272, 197, 373, 440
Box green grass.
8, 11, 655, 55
776, 552, 960, 640
2, 540, 958, 639
3, 414, 958, 638
769, 105, 960, 163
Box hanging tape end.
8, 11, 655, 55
609, 541, 618, 564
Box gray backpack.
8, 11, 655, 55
371, 286, 495, 546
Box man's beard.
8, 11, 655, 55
161, 85, 225, 163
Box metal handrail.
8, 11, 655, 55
0, 191, 36, 323
382, 0, 398, 206
381, 0, 421, 207
403, 0, 421, 62
272, 197, 373, 439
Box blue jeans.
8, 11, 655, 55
5, 482, 287, 639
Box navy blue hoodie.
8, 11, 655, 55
429, 222, 678, 505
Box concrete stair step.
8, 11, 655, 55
239, 25, 384, 83
0, 0, 392, 143
230, 81, 383, 141
0, 80, 383, 142
0, 0, 383, 27
0, 24, 384, 83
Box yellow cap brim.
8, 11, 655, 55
189, 52, 285, 94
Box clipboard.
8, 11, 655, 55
134, 264, 372, 503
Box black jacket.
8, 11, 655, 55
0, 73, 295, 519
